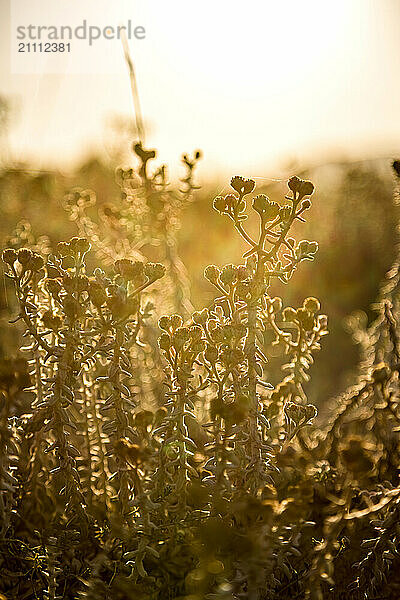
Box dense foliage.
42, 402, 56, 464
1, 146, 400, 599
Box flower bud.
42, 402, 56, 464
46, 278, 63, 298
42, 310, 63, 331
144, 262, 166, 281
2, 248, 17, 266
220, 264, 237, 286
158, 333, 171, 351
288, 176, 301, 192
252, 194, 267, 213
303, 297, 320, 313
211, 326, 224, 344
17, 248, 33, 266
159, 316, 171, 331
242, 178, 256, 195
114, 259, 144, 282
252, 195, 280, 222
282, 307, 296, 322
170, 314, 184, 330
207, 319, 218, 331
70, 237, 91, 255
285, 402, 305, 425
264, 201, 280, 221
304, 404, 317, 423
193, 308, 208, 325
191, 339, 206, 354
230, 176, 255, 196
204, 265, 220, 284
32, 268, 45, 284
213, 196, 228, 213
296, 308, 314, 331
57, 242, 71, 257
288, 176, 314, 199
159, 314, 184, 332
172, 327, 190, 351
28, 253, 44, 272
205, 345, 218, 363
106, 294, 126, 319
301, 199, 311, 210
297, 240, 318, 257
189, 325, 202, 341
89, 281, 107, 307
236, 265, 250, 281
298, 180, 314, 199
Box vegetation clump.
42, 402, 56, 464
1, 146, 400, 600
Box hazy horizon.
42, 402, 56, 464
1, 0, 400, 177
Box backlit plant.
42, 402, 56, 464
2, 155, 400, 600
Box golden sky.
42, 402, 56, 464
1, 0, 400, 177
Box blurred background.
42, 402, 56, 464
1, 0, 400, 406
